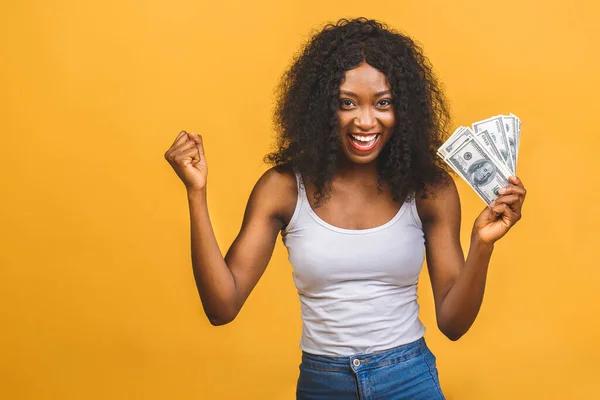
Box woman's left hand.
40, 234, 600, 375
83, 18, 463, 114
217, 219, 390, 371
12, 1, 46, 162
473, 176, 527, 244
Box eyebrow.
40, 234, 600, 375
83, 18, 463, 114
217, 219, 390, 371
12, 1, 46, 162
339, 90, 392, 97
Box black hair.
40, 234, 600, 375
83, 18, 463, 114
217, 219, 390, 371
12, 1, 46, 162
265, 17, 451, 205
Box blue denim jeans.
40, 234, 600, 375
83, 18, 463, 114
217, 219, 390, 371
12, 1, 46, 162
296, 337, 445, 399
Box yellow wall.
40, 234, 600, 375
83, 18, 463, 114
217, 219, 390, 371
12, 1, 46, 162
1, 0, 598, 398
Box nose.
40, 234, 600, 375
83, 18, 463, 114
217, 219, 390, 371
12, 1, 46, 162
354, 107, 376, 130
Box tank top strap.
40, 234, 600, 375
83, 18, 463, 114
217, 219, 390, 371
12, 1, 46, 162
292, 166, 305, 196
283, 167, 306, 234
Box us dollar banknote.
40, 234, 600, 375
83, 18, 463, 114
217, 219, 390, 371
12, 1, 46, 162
501, 114, 518, 171
472, 116, 515, 174
446, 136, 513, 204
510, 112, 521, 164
472, 128, 503, 166
437, 126, 471, 159
438, 126, 503, 166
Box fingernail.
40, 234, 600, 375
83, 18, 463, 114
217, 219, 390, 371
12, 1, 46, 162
499, 188, 506, 194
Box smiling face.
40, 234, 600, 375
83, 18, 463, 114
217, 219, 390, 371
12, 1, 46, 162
336, 62, 396, 165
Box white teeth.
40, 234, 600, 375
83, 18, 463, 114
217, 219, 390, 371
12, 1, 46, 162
351, 134, 377, 142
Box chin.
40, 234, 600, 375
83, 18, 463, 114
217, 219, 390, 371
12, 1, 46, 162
344, 152, 381, 164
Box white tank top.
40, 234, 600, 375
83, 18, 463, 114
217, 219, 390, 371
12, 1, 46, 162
281, 170, 427, 356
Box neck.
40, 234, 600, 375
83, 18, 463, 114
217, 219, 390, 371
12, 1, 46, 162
335, 158, 380, 184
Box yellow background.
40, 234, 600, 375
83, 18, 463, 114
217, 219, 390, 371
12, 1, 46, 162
2, 0, 598, 399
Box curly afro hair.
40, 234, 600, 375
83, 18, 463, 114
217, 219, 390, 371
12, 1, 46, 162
265, 17, 451, 206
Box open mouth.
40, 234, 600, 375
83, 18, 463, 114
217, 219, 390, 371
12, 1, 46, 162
347, 133, 381, 152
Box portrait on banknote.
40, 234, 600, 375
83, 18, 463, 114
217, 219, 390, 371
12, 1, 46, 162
468, 159, 496, 186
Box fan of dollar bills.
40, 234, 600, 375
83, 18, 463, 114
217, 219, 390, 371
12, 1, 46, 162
437, 114, 521, 205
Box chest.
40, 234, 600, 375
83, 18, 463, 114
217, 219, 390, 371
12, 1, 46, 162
282, 195, 426, 293
303, 184, 404, 231
286, 222, 425, 293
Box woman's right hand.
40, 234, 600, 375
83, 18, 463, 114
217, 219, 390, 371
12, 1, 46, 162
164, 130, 208, 193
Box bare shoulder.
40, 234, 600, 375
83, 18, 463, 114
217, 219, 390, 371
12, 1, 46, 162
249, 165, 298, 227
415, 170, 461, 225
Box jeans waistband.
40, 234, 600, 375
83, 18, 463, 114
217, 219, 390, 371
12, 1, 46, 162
301, 337, 427, 369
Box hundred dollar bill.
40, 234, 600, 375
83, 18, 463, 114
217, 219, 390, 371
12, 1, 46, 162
472, 128, 504, 166
510, 112, 521, 164
438, 126, 471, 159
472, 116, 515, 174
438, 126, 503, 167
445, 136, 513, 204
502, 114, 518, 172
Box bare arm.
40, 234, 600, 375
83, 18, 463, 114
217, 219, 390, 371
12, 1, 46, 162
188, 169, 291, 325
418, 173, 526, 340
164, 131, 293, 326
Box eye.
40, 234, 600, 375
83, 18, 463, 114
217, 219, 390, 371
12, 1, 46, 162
339, 99, 355, 109
377, 99, 393, 107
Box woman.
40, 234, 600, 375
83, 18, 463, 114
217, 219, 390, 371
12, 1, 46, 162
164, 18, 526, 400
